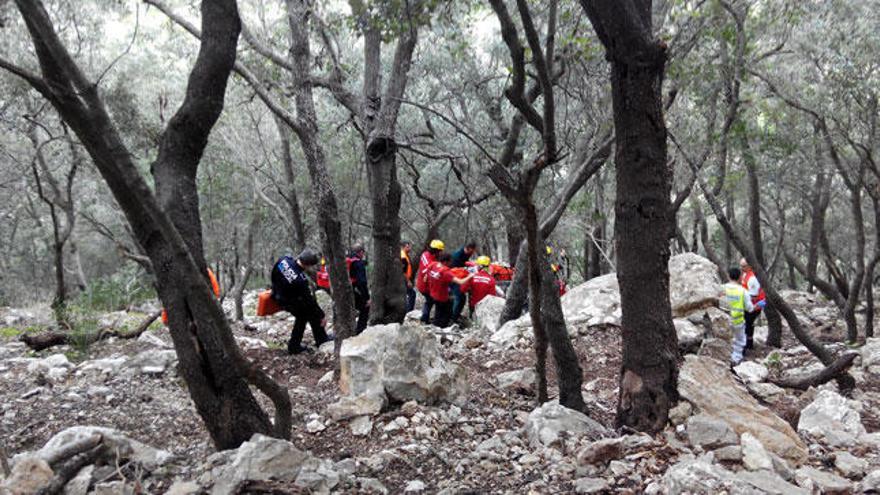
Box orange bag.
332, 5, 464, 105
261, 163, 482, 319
490, 263, 514, 281
256, 290, 283, 316
449, 267, 470, 279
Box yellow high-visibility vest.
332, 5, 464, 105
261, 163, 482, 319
725, 285, 747, 325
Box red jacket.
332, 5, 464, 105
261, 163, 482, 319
462, 270, 497, 309
316, 264, 330, 289
428, 262, 455, 302
416, 250, 436, 294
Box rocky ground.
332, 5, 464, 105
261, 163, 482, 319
2, 253, 880, 494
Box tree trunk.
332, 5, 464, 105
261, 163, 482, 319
365, 139, 407, 324
523, 202, 549, 404
274, 115, 307, 252
234, 194, 260, 322
10, 0, 291, 450
580, 1, 679, 431
742, 139, 782, 347
609, 56, 679, 432
505, 205, 524, 264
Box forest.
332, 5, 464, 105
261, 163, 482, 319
1, 0, 879, 493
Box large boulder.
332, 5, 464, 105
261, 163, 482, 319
338, 324, 467, 409
473, 296, 506, 334
560, 274, 621, 328
678, 355, 808, 465
797, 389, 866, 447
674, 319, 705, 353
685, 414, 738, 449
524, 400, 609, 448
206, 434, 338, 495
668, 253, 723, 316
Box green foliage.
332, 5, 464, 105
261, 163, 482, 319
72, 267, 155, 313
764, 351, 782, 370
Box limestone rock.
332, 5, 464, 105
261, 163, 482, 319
473, 296, 506, 334
795, 466, 852, 494
489, 319, 530, 348
741, 432, 774, 471
668, 253, 723, 316
734, 361, 769, 383
574, 477, 609, 494
675, 319, 705, 353
2, 456, 53, 495
122, 350, 178, 376
339, 324, 467, 407
833, 451, 868, 479
350, 416, 373, 437
559, 274, 621, 328
662, 454, 807, 495
686, 414, 738, 450
208, 434, 310, 495
678, 355, 808, 465
525, 400, 608, 448
495, 368, 536, 392
797, 389, 866, 447
327, 395, 384, 421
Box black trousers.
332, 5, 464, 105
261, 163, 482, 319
405, 287, 417, 313
744, 309, 762, 348
433, 300, 453, 328
284, 303, 328, 351
354, 287, 369, 334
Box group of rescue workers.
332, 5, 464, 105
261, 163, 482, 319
257, 239, 567, 355
239, 234, 766, 366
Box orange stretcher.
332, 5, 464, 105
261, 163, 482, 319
256, 289, 283, 316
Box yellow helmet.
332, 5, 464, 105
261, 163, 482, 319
545, 246, 553, 255
476, 255, 491, 267
430, 239, 445, 250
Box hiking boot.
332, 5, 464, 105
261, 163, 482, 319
288, 344, 313, 355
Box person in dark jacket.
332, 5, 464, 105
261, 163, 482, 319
348, 244, 370, 334
271, 249, 332, 354
450, 241, 477, 322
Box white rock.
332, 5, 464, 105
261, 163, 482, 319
404, 479, 426, 493
473, 296, 506, 334
137, 331, 170, 348
235, 336, 268, 349
209, 434, 309, 495
306, 419, 326, 433
685, 414, 738, 449
734, 361, 769, 383
795, 466, 852, 494
339, 324, 468, 407
741, 432, 774, 471
525, 400, 608, 448
495, 368, 536, 391
861, 470, 880, 492
833, 451, 868, 479
350, 416, 373, 437
1, 456, 53, 495
77, 356, 129, 375
317, 371, 335, 386
574, 477, 609, 494
123, 350, 178, 376
489, 319, 529, 348
674, 319, 705, 352
797, 389, 866, 447
327, 395, 384, 421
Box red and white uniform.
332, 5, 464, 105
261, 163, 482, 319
416, 250, 436, 294
428, 262, 455, 303
741, 270, 766, 307
461, 270, 498, 309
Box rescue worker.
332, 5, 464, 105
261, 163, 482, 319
348, 244, 370, 334
400, 240, 416, 312
450, 241, 477, 322
739, 258, 767, 351
724, 267, 755, 366
428, 252, 474, 328
271, 249, 333, 354
461, 256, 504, 316
418, 239, 445, 324
316, 255, 331, 291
